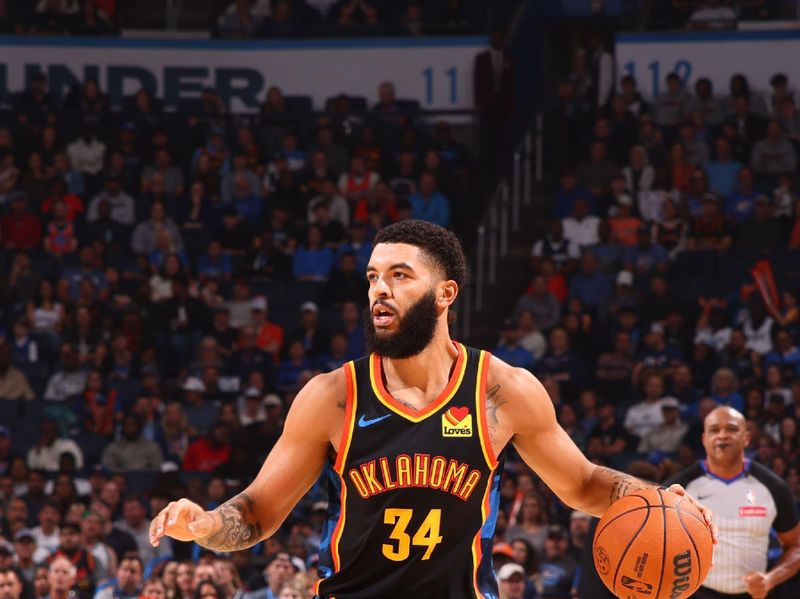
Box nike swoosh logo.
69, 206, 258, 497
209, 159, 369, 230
358, 414, 391, 428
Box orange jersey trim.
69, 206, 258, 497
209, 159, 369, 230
474, 351, 498, 468
471, 471, 495, 599
327, 362, 357, 582
333, 361, 358, 474
368, 342, 468, 423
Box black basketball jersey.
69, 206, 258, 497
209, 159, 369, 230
315, 343, 502, 599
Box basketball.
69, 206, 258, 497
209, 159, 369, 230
592, 488, 713, 599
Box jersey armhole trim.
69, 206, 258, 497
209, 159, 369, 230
475, 351, 498, 469
333, 361, 358, 474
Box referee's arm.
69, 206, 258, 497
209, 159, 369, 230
745, 524, 800, 599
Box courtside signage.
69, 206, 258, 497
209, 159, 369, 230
0, 36, 484, 112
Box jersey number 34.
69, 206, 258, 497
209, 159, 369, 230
382, 508, 443, 561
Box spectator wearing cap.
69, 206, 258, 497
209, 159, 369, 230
494, 319, 535, 371
183, 422, 232, 473
292, 224, 335, 282
537, 525, 577, 599
100, 414, 163, 472
237, 388, 268, 426
27, 421, 84, 473
292, 302, 330, 358
751, 119, 797, 177
250, 296, 284, 358
567, 511, 591, 562
636, 323, 683, 375
0, 193, 42, 250
737, 195, 782, 251
181, 377, 218, 436
637, 396, 688, 452
86, 176, 135, 226
49, 522, 97, 599
14, 528, 48, 583
497, 563, 526, 599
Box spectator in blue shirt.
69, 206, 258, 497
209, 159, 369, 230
625, 226, 669, 276
568, 254, 612, 311
764, 329, 800, 375
197, 240, 232, 282
293, 224, 335, 282
494, 318, 536, 371
724, 166, 758, 223
706, 136, 742, 197
552, 170, 595, 219
409, 172, 450, 227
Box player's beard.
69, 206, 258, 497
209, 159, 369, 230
365, 290, 439, 359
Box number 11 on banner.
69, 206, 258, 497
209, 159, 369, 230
422, 67, 458, 105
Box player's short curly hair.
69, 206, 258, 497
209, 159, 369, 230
373, 220, 467, 289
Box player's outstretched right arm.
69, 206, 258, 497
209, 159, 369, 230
149, 369, 344, 551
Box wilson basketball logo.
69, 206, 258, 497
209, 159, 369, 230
441, 406, 472, 437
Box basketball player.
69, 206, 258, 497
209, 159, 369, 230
667, 407, 800, 599
150, 221, 715, 598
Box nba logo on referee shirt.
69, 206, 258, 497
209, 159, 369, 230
442, 406, 472, 437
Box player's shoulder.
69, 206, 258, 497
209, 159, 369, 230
485, 354, 550, 413
291, 367, 348, 413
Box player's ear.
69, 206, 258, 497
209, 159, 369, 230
438, 280, 458, 307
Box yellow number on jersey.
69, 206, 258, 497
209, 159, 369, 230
382, 508, 443, 561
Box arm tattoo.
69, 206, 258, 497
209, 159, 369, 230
485, 384, 506, 443
197, 493, 263, 551
600, 467, 658, 503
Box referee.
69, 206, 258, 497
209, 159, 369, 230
666, 407, 800, 599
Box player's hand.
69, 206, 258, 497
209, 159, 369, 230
742, 571, 770, 599
149, 498, 220, 547
665, 484, 719, 545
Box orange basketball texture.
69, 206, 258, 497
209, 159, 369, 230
592, 488, 713, 599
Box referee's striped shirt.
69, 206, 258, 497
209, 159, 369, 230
666, 459, 799, 595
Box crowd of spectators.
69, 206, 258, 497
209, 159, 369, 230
216, 0, 486, 38
649, 0, 784, 30
503, 52, 800, 590
0, 59, 481, 599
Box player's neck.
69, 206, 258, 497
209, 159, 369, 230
382, 328, 459, 401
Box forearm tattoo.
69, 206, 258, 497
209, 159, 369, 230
600, 467, 658, 503
197, 493, 263, 551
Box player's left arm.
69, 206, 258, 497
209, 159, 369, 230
744, 523, 800, 598
490, 360, 717, 539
